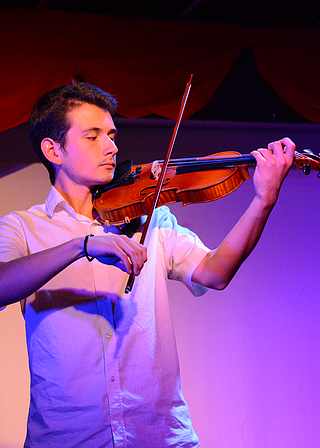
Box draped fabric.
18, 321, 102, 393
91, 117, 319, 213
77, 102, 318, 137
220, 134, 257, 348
251, 28, 320, 123
1, 9, 320, 134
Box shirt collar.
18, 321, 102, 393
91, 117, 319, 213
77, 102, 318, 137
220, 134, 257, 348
45, 186, 96, 223
45, 186, 66, 218
45, 185, 91, 220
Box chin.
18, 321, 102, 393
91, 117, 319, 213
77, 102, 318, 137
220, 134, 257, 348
96, 173, 114, 185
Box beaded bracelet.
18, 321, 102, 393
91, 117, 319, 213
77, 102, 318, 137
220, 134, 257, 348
84, 234, 94, 262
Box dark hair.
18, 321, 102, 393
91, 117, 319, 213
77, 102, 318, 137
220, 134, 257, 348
29, 80, 118, 184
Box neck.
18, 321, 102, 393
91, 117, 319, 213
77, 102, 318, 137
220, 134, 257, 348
54, 177, 94, 219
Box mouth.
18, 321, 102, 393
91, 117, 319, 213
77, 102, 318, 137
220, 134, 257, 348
99, 162, 116, 168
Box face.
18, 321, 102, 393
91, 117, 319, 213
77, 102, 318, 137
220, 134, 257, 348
57, 102, 118, 187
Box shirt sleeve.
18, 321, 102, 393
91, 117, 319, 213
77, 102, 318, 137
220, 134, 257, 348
0, 212, 28, 262
0, 212, 28, 311
158, 207, 211, 297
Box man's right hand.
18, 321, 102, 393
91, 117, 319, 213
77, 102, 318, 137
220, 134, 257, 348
85, 234, 147, 276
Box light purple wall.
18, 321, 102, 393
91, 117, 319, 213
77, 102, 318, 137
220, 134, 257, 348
0, 119, 319, 447
169, 170, 320, 448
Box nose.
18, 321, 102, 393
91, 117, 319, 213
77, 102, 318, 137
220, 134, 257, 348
103, 134, 118, 157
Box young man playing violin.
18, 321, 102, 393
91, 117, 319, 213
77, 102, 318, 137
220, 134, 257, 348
0, 81, 295, 448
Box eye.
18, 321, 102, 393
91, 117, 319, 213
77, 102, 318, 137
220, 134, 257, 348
87, 136, 97, 141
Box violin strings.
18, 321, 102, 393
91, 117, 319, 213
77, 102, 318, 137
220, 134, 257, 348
157, 155, 253, 164
162, 155, 256, 169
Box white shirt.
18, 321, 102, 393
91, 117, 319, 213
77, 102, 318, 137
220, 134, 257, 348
0, 187, 210, 448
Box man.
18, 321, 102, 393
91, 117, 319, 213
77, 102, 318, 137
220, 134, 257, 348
0, 81, 295, 447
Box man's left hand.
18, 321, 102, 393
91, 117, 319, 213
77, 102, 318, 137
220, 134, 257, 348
251, 137, 296, 207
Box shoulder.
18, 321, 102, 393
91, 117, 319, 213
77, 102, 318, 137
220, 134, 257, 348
0, 210, 25, 229
152, 206, 201, 245
152, 206, 178, 229
0, 203, 47, 229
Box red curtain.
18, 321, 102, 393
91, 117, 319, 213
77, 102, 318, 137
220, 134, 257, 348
1, 9, 320, 132
251, 28, 320, 122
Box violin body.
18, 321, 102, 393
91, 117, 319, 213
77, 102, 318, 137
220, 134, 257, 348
93, 151, 250, 225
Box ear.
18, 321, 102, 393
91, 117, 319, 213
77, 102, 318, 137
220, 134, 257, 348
40, 138, 63, 166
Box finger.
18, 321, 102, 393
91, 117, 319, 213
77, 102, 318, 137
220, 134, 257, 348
119, 236, 147, 266
117, 238, 147, 275
251, 149, 269, 163
268, 137, 296, 161
97, 234, 147, 275
268, 140, 295, 173
268, 141, 286, 159
279, 136, 296, 149
280, 137, 296, 160
260, 147, 275, 161
112, 244, 133, 274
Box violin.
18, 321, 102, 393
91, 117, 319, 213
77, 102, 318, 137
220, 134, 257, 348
93, 75, 320, 293
92, 149, 320, 226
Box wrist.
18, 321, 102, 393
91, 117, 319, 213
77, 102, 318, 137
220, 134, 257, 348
252, 194, 276, 213
67, 237, 87, 261
83, 234, 95, 261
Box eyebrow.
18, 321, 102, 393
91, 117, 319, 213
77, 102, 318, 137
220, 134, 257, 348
82, 127, 118, 136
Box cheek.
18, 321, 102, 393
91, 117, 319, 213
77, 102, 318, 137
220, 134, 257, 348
69, 145, 97, 169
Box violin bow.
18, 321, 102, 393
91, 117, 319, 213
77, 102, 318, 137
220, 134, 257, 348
125, 74, 194, 293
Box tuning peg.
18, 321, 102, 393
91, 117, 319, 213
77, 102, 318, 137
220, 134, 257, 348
303, 165, 311, 175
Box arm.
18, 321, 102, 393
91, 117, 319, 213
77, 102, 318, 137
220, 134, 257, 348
192, 137, 295, 290
0, 234, 147, 307
0, 238, 83, 306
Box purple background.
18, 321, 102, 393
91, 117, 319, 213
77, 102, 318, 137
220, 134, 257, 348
0, 119, 319, 447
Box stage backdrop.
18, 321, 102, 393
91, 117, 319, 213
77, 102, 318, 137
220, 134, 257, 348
0, 119, 319, 448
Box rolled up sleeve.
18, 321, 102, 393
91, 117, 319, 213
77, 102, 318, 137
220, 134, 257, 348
159, 207, 211, 296
0, 212, 28, 262
0, 212, 28, 310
